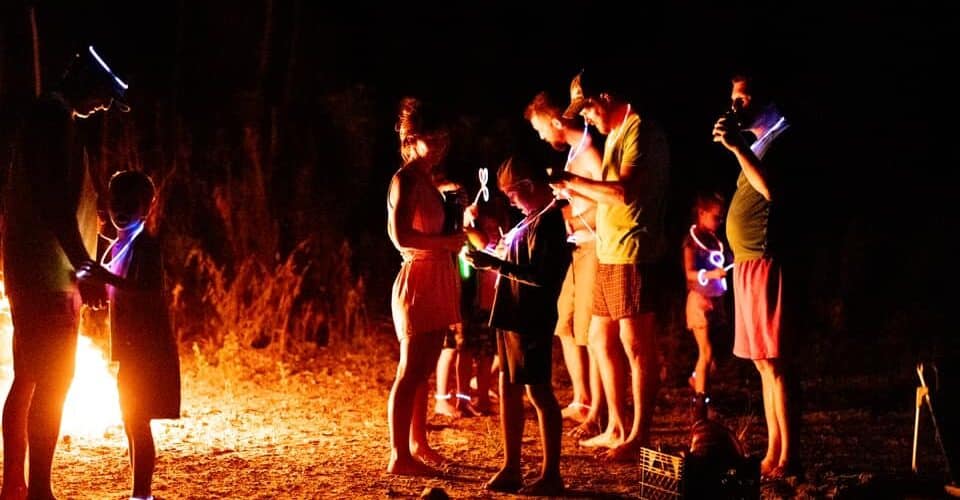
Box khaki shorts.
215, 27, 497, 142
554, 242, 597, 346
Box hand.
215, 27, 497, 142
78, 280, 107, 310
546, 168, 572, 185
464, 227, 488, 249
712, 114, 746, 152
76, 260, 114, 285
462, 249, 500, 271
704, 268, 727, 280
463, 204, 479, 228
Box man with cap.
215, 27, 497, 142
1, 45, 129, 500
464, 156, 570, 495
550, 67, 670, 460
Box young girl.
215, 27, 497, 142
682, 193, 730, 422
79, 171, 180, 500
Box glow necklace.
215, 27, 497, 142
558, 125, 598, 242
101, 219, 146, 274
689, 224, 733, 290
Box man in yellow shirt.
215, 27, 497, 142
552, 67, 670, 460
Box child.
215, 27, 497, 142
464, 156, 570, 496
682, 193, 730, 422
79, 171, 180, 500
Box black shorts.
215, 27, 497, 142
9, 290, 80, 383
496, 329, 552, 386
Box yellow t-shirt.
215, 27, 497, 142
595, 112, 670, 264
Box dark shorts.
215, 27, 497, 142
9, 290, 80, 383
118, 350, 181, 421
496, 329, 552, 386
592, 262, 661, 320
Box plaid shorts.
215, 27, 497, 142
592, 263, 659, 320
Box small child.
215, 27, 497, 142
464, 156, 570, 496
682, 192, 730, 422
79, 171, 180, 500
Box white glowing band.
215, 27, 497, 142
473, 167, 490, 205
690, 224, 728, 290
88, 46, 128, 90
456, 393, 471, 401
100, 219, 146, 271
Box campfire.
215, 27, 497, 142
0, 279, 124, 442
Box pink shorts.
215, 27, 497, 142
685, 290, 724, 331
732, 258, 783, 360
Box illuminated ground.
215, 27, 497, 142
0, 320, 953, 499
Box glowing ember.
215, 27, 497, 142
0, 281, 123, 440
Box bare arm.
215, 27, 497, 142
713, 116, 771, 200
388, 171, 464, 252
553, 120, 642, 206
30, 114, 94, 268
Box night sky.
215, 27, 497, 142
1, 2, 955, 342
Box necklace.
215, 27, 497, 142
558, 124, 598, 242
689, 224, 732, 290
565, 124, 590, 168
101, 220, 146, 274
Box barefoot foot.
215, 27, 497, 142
386, 457, 440, 476
485, 468, 523, 493
519, 475, 565, 496
578, 431, 624, 449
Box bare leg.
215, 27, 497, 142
755, 359, 781, 475
764, 359, 793, 471
388, 332, 443, 475
569, 343, 607, 438
579, 315, 627, 449
485, 373, 524, 492
691, 326, 712, 394
124, 417, 155, 499
474, 354, 493, 414
606, 313, 658, 460
1, 379, 34, 500
454, 349, 479, 417
523, 384, 564, 495
558, 335, 590, 422
25, 376, 72, 499
433, 347, 458, 416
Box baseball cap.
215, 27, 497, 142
63, 45, 131, 112
562, 66, 622, 119
562, 70, 589, 119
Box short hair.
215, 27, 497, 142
524, 91, 564, 121
108, 170, 156, 210
692, 192, 725, 221
730, 71, 777, 106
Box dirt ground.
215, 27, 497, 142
0, 319, 955, 499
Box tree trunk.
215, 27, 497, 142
28, 5, 40, 97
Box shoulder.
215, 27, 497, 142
132, 232, 162, 258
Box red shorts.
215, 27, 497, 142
732, 258, 783, 360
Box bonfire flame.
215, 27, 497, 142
0, 279, 123, 441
